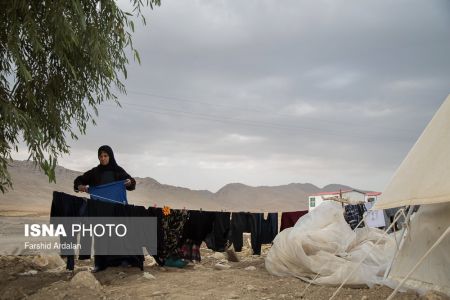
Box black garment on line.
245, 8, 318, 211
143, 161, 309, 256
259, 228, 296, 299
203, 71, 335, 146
181, 210, 215, 246
344, 204, 367, 230
77, 199, 92, 260
260, 213, 278, 244
147, 207, 164, 265
124, 204, 158, 257
205, 212, 231, 252
87, 198, 145, 271
50, 192, 90, 270
230, 212, 262, 255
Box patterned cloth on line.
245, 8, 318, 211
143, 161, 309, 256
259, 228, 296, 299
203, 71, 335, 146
344, 204, 367, 230
161, 209, 189, 259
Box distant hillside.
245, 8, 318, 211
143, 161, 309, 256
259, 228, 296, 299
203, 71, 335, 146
213, 182, 323, 212
321, 184, 353, 192
0, 160, 354, 213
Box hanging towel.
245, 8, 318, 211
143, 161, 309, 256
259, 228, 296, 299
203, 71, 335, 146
88, 180, 128, 204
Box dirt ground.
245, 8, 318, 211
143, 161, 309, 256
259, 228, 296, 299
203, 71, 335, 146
0, 243, 436, 300
0, 211, 447, 300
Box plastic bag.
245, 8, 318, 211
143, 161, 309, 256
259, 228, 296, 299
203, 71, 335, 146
265, 201, 395, 287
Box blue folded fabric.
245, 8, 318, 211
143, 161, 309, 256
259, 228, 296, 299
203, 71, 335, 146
164, 258, 188, 268
88, 180, 128, 204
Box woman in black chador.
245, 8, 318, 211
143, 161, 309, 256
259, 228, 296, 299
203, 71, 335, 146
74, 145, 136, 192
73, 145, 138, 272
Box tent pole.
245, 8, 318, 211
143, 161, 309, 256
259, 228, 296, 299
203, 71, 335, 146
383, 206, 413, 280
386, 226, 450, 300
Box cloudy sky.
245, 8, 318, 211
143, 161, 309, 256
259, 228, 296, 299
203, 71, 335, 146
16, 0, 450, 192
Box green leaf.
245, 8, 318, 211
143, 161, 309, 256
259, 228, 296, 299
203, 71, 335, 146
134, 49, 141, 64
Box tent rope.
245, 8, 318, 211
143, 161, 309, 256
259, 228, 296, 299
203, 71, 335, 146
300, 207, 405, 298
328, 210, 407, 300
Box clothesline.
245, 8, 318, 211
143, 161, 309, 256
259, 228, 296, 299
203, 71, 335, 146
86, 193, 297, 214
88, 193, 127, 205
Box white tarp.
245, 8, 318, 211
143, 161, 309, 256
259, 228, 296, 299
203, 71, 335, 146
374, 94, 450, 209
265, 201, 395, 286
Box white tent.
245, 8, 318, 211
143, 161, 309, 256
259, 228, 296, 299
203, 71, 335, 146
374, 94, 450, 296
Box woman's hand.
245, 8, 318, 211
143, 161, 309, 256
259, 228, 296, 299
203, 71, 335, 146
77, 185, 88, 193
124, 179, 131, 187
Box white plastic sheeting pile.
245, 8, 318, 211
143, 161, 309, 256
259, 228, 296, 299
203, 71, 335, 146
265, 201, 395, 287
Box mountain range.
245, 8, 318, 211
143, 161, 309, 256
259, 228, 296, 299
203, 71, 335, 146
0, 160, 354, 213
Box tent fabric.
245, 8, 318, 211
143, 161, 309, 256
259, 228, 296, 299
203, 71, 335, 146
374, 94, 450, 209
371, 94, 450, 296
388, 203, 450, 296
265, 201, 395, 287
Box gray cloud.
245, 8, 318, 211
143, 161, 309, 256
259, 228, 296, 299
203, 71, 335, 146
14, 0, 450, 193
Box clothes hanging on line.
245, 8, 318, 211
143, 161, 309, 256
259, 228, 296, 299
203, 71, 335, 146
204, 212, 231, 252
260, 213, 278, 244
179, 239, 201, 262
160, 208, 189, 261
50, 192, 156, 271
343, 203, 367, 230
181, 210, 215, 246
230, 212, 262, 255
50, 191, 87, 270
86, 197, 146, 272
179, 210, 216, 262
50, 191, 282, 268
280, 210, 308, 231
88, 180, 128, 204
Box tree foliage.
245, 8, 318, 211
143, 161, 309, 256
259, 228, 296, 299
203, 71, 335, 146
0, 0, 160, 192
